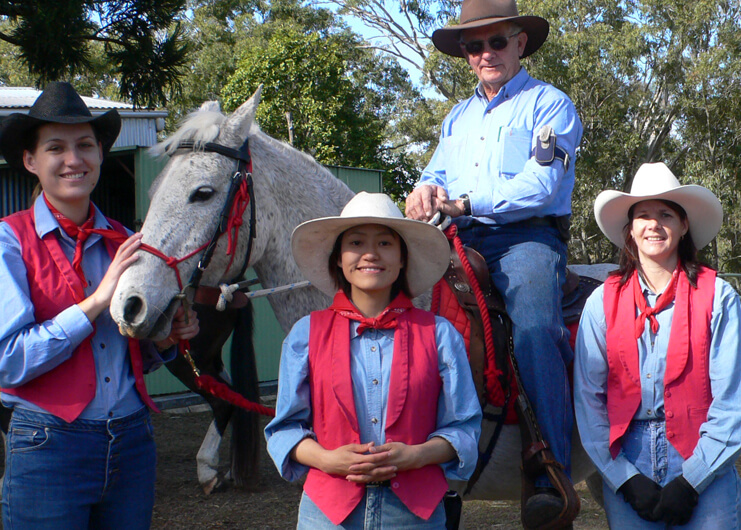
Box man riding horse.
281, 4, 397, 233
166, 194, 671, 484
405, 0, 583, 527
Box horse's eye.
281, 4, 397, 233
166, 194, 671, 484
189, 187, 215, 202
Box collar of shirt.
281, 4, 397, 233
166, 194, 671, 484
474, 67, 530, 106
33, 194, 113, 241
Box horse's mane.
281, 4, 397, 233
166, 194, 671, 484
150, 102, 230, 157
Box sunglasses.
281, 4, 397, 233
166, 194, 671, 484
460, 32, 520, 55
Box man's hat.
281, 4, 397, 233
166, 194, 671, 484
432, 0, 549, 58
594, 162, 723, 250
0, 81, 121, 170
291, 192, 450, 298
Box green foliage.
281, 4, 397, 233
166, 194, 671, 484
0, 0, 190, 107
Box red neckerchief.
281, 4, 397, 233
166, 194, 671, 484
44, 195, 96, 284
632, 267, 679, 338
328, 290, 413, 335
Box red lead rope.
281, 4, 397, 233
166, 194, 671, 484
444, 225, 502, 385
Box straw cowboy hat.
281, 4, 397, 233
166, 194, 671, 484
291, 192, 450, 298
432, 0, 549, 58
0, 81, 121, 171
594, 162, 723, 250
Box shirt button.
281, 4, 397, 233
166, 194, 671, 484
666, 411, 674, 418
474, 162, 479, 167
665, 390, 672, 398
372, 379, 379, 385
108, 411, 114, 418
667, 431, 674, 438
392, 482, 399, 489
105, 377, 111, 383
370, 346, 377, 352
646, 373, 651, 379
646, 409, 652, 415
480, 136, 485, 141
371, 417, 378, 424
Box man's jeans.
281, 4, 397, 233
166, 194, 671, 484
603, 420, 741, 528
297, 488, 446, 529
457, 222, 573, 486
2, 406, 156, 530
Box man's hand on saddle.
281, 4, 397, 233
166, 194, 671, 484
155, 306, 200, 351
406, 184, 465, 222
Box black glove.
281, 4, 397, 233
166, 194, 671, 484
652, 475, 699, 526
618, 474, 663, 522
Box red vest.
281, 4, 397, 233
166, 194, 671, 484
2, 207, 157, 422
305, 307, 448, 525
603, 267, 715, 459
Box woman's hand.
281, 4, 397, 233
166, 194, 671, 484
292, 439, 396, 483
79, 233, 142, 322
154, 306, 200, 351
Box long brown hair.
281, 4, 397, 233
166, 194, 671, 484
612, 199, 704, 287
327, 226, 410, 299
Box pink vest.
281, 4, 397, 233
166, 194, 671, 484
603, 267, 715, 459
305, 307, 448, 525
2, 208, 157, 422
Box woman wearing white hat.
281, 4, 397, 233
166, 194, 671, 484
574, 163, 741, 528
264, 192, 482, 528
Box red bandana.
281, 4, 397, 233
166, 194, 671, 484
44, 195, 96, 284
328, 290, 413, 335
632, 267, 679, 338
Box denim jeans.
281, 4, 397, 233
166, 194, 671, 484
603, 420, 741, 529
2, 406, 156, 530
296, 487, 446, 529
457, 222, 573, 486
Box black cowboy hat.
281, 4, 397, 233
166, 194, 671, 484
432, 0, 549, 59
0, 81, 121, 171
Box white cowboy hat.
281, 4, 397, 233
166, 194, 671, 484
594, 162, 723, 249
291, 192, 450, 298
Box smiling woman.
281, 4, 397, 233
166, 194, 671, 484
0, 81, 199, 529
575, 162, 741, 529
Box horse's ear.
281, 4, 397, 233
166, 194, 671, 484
199, 101, 221, 113
223, 85, 263, 140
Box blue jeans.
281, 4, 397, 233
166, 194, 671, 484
604, 420, 741, 529
296, 487, 446, 529
457, 222, 573, 486
2, 407, 156, 530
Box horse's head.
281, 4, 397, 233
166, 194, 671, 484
111, 87, 267, 340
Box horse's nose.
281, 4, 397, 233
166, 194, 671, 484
123, 295, 144, 324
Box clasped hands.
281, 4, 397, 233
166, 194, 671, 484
320, 441, 421, 483
405, 184, 465, 222
619, 474, 699, 525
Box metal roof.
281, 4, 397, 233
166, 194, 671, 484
0, 87, 167, 118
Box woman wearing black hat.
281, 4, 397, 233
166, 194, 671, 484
0, 82, 199, 529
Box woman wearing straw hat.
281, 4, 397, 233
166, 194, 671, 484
574, 162, 741, 527
0, 82, 199, 529
265, 192, 482, 528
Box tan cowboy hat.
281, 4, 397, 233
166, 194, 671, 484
594, 162, 723, 249
0, 81, 121, 171
432, 0, 549, 58
291, 192, 450, 298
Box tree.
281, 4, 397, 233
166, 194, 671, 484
0, 0, 190, 107
217, 0, 422, 199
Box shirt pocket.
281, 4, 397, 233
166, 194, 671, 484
499, 127, 532, 179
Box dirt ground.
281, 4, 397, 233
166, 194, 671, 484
149, 403, 609, 530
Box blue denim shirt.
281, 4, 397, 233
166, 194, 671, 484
0, 195, 175, 420
419, 68, 583, 224
265, 314, 482, 483
574, 276, 741, 494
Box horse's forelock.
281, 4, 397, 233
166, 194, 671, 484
151, 109, 228, 157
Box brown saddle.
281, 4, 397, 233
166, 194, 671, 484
439, 241, 596, 530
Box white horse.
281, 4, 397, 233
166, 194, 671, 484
110, 87, 606, 507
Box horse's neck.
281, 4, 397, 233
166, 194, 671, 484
248, 134, 353, 330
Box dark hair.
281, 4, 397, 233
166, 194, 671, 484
328, 226, 411, 298
612, 199, 704, 286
